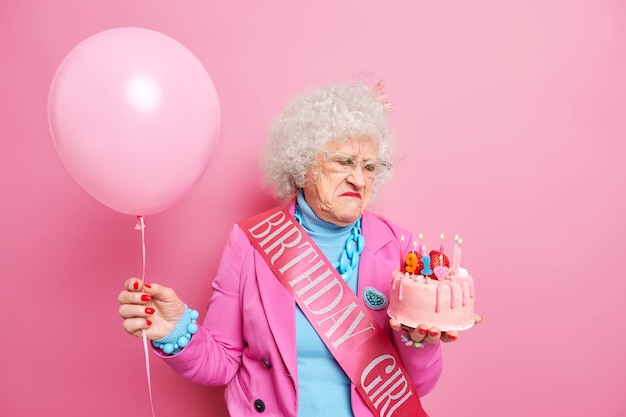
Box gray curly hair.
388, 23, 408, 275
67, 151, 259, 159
262, 82, 395, 199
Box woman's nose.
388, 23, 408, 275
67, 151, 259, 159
346, 164, 367, 186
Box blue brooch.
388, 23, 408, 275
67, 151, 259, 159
363, 287, 388, 310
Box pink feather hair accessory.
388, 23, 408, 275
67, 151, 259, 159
372, 80, 394, 112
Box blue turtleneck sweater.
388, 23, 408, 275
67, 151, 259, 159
295, 191, 360, 417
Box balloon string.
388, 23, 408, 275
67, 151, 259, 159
139, 215, 146, 283
137, 216, 156, 417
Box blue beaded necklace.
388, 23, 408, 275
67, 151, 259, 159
294, 204, 365, 280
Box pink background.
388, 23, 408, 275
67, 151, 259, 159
1, 1, 624, 416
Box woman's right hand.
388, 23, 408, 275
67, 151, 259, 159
118, 278, 186, 340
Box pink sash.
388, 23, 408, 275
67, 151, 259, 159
239, 207, 427, 417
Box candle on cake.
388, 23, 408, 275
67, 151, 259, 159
404, 251, 419, 275
421, 246, 432, 276
452, 235, 459, 275
400, 235, 405, 271
452, 237, 462, 276
457, 238, 462, 275
418, 234, 423, 255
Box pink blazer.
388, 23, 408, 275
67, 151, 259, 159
160, 201, 443, 416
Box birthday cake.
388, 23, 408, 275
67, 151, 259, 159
387, 236, 475, 332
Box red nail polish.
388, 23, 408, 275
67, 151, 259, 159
144, 284, 152, 288
418, 328, 427, 335
145, 307, 155, 315
133, 282, 139, 289
448, 335, 457, 340
146, 320, 152, 326
141, 294, 151, 302
430, 331, 438, 337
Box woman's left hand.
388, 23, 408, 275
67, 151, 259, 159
389, 314, 483, 344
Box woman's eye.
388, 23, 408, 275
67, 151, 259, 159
337, 158, 354, 166
363, 163, 377, 172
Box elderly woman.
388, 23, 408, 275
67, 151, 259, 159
118, 82, 477, 417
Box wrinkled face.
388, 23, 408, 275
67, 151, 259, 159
302, 136, 379, 226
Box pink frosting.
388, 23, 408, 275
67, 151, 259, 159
388, 270, 475, 331
435, 277, 474, 311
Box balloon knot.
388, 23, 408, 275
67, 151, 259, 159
134, 216, 145, 230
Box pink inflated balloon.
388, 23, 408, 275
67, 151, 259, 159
48, 27, 220, 216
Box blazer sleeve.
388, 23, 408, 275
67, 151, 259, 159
391, 328, 443, 397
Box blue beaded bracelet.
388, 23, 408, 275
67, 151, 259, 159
153, 307, 199, 355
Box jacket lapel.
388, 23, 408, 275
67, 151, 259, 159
357, 210, 400, 326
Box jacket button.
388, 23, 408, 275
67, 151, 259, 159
254, 399, 265, 412
261, 358, 272, 369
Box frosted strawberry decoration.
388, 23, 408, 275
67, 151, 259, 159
429, 251, 450, 280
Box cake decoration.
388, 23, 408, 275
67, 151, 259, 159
404, 251, 420, 274
433, 265, 449, 281
428, 251, 450, 279
420, 249, 432, 276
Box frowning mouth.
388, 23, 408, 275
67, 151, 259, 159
340, 192, 362, 199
